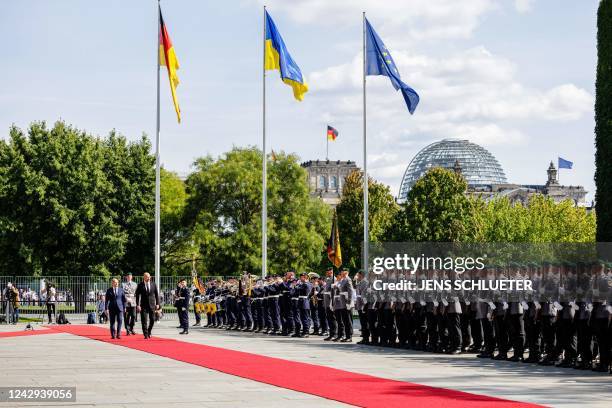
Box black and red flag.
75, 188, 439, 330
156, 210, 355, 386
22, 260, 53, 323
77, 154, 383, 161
327, 125, 339, 141
327, 211, 342, 268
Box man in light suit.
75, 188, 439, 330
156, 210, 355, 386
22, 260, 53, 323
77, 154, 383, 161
135, 272, 160, 339
105, 278, 127, 339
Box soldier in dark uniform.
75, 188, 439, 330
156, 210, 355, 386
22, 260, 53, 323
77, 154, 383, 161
315, 276, 329, 336
476, 267, 496, 358
268, 276, 282, 335
176, 279, 190, 335
354, 271, 369, 344
574, 262, 593, 369
446, 269, 463, 355
280, 272, 295, 336
524, 263, 543, 363
309, 275, 320, 335
538, 262, 560, 365
591, 261, 610, 372
555, 263, 577, 367
507, 264, 525, 362
294, 273, 313, 337
251, 280, 264, 332
493, 266, 510, 360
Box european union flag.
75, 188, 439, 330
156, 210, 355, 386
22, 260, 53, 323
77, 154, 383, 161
365, 19, 419, 114
558, 157, 573, 169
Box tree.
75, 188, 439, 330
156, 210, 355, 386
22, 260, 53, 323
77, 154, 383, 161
160, 168, 193, 276
596, 0, 612, 241
336, 170, 399, 270
184, 147, 330, 276
393, 167, 475, 242
0, 122, 125, 277
0, 121, 157, 278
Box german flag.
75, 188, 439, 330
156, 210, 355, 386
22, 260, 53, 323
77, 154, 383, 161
327, 125, 339, 141
159, 7, 181, 123
327, 210, 342, 268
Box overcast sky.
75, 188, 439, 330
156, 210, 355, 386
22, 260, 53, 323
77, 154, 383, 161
0, 0, 598, 200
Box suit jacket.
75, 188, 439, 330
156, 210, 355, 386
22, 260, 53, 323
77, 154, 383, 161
105, 287, 127, 313
175, 287, 190, 309
135, 281, 160, 311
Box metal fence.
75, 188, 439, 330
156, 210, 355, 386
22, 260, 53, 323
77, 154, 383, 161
0, 275, 231, 323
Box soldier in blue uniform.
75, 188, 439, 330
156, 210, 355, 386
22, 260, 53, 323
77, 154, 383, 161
175, 279, 190, 335
292, 273, 312, 337
280, 272, 295, 336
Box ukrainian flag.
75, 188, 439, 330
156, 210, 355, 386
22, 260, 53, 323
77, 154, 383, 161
264, 10, 308, 101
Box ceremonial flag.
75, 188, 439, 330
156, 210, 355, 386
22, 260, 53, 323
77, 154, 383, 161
365, 18, 419, 114
264, 10, 308, 101
327, 125, 339, 141
159, 7, 181, 122
558, 157, 573, 169
327, 211, 342, 269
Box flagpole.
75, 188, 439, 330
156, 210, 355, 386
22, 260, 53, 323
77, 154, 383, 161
261, 5, 268, 280
362, 11, 369, 274
326, 127, 329, 161
154, 0, 161, 289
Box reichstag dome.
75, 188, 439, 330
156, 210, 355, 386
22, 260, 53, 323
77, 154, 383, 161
398, 139, 508, 200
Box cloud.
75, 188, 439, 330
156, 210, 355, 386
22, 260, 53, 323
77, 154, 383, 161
258, 0, 496, 41
305, 44, 592, 195
515, 0, 535, 13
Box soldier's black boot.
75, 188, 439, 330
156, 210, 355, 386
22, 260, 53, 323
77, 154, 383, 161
341, 337, 352, 342
323, 334, 334, 341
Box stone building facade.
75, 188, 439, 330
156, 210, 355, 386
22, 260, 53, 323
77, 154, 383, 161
464, 161, 588, 206
301, 160, 360, 206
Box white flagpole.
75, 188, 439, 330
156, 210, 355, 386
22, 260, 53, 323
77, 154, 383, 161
362, 11, 369, 273
155, 0, 161, 289
262, 5, 268, 280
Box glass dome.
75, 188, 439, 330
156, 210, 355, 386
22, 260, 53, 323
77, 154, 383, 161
398, 139, 507, 200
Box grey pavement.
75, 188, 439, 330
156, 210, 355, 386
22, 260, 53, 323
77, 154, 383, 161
1, 321, 611, 407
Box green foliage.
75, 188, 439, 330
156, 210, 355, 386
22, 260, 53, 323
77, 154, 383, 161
596, 0, 612, 241
184, 147, 330, 276
393, 167, 475, 242
160, 168, 192, 276
473, 194, 596, 243
0, 121, 155, 277
336, 170, 399, 270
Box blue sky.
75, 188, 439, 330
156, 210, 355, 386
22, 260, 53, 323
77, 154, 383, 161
0, 0, 599, 201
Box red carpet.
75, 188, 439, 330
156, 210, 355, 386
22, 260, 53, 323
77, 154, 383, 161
49, 325, 543, 408
0, 328, 56, 338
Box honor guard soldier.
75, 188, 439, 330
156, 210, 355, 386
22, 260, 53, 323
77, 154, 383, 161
175, 279, 190, 335
333, 269, 354, 342
323, 269, 338, 341
294, 273, 313, 337
355, 271, 370, 345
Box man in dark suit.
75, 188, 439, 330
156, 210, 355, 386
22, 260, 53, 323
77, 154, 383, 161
135, 272, 160, 339
105, 278, 127, 339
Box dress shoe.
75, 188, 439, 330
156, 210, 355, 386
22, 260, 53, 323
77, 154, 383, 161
448, 349, 462, 355
301, 333, 310, 338
291, 333, 302, 338
493, 353, 508, 361
509, 355, 523, 362
323, 336, 333, 341
340, 337, 352, 343
332, 337, 342, 342
179, 330, 188, 335
192, 322, 201, 327
116, 336, 121, 339
126, 332, 130, 336
111, 335, 115, 339
477, 352, 493, 358
356, 339, 369, 345
319, 331, 329, 337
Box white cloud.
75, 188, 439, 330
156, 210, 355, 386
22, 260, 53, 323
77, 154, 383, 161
305, 44, 593, 196
257, 0, 496, 40
515, 0, 535, 13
